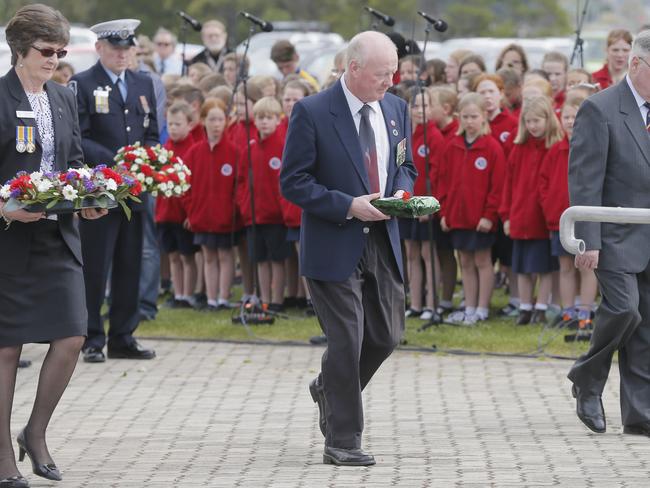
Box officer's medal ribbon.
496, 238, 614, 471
93, 86, 110, 114
25, 126, 36, 153
15, 126, 26, 153
140, 95, 150, 129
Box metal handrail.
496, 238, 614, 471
559, 206, 650, 255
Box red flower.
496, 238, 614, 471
169, 173, 180, 184
140, 164, 154, 177
401, 191, 411, 202
101, 167, 123, 184
130, 180, 142, 196
124, 152, 137, 162
161, 164, 173, 172
153, 172, 167, 183
145, 147, 157, 161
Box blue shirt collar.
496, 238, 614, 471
100, 63, 126, 85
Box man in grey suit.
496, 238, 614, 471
568, 30, 650, 435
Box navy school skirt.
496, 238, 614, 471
512, 238, 559, 274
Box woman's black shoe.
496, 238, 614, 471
0, 475, 29, 488
17, 429, 62, 481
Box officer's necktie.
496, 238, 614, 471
358, 104, 380, 194
160, 58, 166, 75
115, 77, 127, 102
644, 102, 650, 134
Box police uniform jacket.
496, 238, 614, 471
0, 68, 83, 274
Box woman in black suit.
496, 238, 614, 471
0, 5, 106, 487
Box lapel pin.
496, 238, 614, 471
390, 120, 396, 127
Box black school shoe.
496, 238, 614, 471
107, 341, 156, 360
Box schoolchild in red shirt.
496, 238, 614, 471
237, 96, 290, 311
156, 101, 198, 308
185, 98, 240, 311
591, 29, 633, 90
541, 52, 569, 115
439, 93, 505, 325
167, 84, 207, 143
500, 96, 564, 325
538, 93, 598, 329
401, 87, 445, 320
474, 73, 520, 315
426, 86, 459, 313
279, 79, 314, 312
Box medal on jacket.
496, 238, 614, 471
25, 126, 36, 153
15, 126, 26, 153
93, 86, 110, 114
140, 95, 151, 129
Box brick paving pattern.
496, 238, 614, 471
11, 340, 650, 487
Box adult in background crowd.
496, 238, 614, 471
189, 20, 231, 73
71, 18, 159, 363
281, 30, 416, 466
152, 27, 184, 76
0, 5, 107, 487
568, 30, 650, 437
270, 40, 320, 92
592, 29, 633, 90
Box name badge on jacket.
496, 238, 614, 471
93, 86, 111, 114
140, 95, 151, 129
396, 138, 407, 166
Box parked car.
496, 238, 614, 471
236, 31, 345, 78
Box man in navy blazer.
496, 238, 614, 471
281, 31, 416, 466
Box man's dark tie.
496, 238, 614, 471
115, 78, 126, 102
645, 102, 650, 134
160, 58, 166, 75
358, 104, 380, 193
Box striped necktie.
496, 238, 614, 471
358, 104, 380, 194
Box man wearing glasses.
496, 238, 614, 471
70, 19, 159, 363
152, 27, 183, 76
568, 30, 650, 438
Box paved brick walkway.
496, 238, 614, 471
11, 340, 650, 487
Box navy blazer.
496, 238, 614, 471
71, 61, 159, 166
0, 68, 83, 274
280, 79, 417, 282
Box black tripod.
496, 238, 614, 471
414, 19, 443, 330
570, 0, 590, 68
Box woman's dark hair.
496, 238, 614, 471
5, 4, 70, 66
495, 44, 529, 73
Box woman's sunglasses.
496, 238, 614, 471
31, 45, 68, 59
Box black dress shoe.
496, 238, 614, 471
516, 310, 532, 325
309, 377, 327, 437
82, 347, 106, 363
572, 384, 606, 433
531, 309, 547, 324
107, 341, 156, 360
0, 475, 29, 488
309, 335, 327, 345
323, 446, 375, 466
623, 422, 650, 436
17, 429, 61, 481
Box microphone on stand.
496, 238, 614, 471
239, 11, 274, 32
364, 6, 396, 27
417, 11, 448, 32
177, 11, 202, 32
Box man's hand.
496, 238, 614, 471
575, 250, 599, 270
80, 208, 108, 220
1, 205, 44, 223
503, 220, 510, 236
476, 218, 493, 233
347, 193, 389, 222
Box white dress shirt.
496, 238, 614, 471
340, 74, 390, 196
153, 53, 184, 76
626, 74, 650, 126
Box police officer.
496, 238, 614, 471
71, 19, 158, 363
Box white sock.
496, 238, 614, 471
535, 303, 548, 311
465, 306, 476, 317
520, 303, 533, 311
475, 307, 489, 319
509, 297, 520, 307
207, 299, 218, 307
218, 298, 230, 305
174, 294, 183, 300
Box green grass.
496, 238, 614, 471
136, 286, 591, 359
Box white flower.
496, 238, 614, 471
0, 185, 11, 199
62, 185, 78, 201
135, 158, 143, 164
151, 190, 158, 197
158, 155, 167, 164
137, 173, 145, 181
36, 180, 53, 193
106, 179, 118, 191
167, 182, 175, 190
145, 177, 153, 185
130, 164, 139, 172
164, 190, 173, 197
173, 186, 182, 195
75, 168, 92, 179
29, 171, 43, 182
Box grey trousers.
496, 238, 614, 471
568, 266, 650, 425
307, 223, 405, 448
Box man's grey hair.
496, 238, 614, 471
630, 30, 650, 64
154, 27, 177, 46
346, 31, 396, 69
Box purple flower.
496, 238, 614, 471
123, 175, 134, 186
66, 172, 76, 181
10, 189, 21, 198
83, 178, 96, 192
94, 164, 107, 172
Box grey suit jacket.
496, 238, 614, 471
0, 68, 84, 274
569, 78, 650, 273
